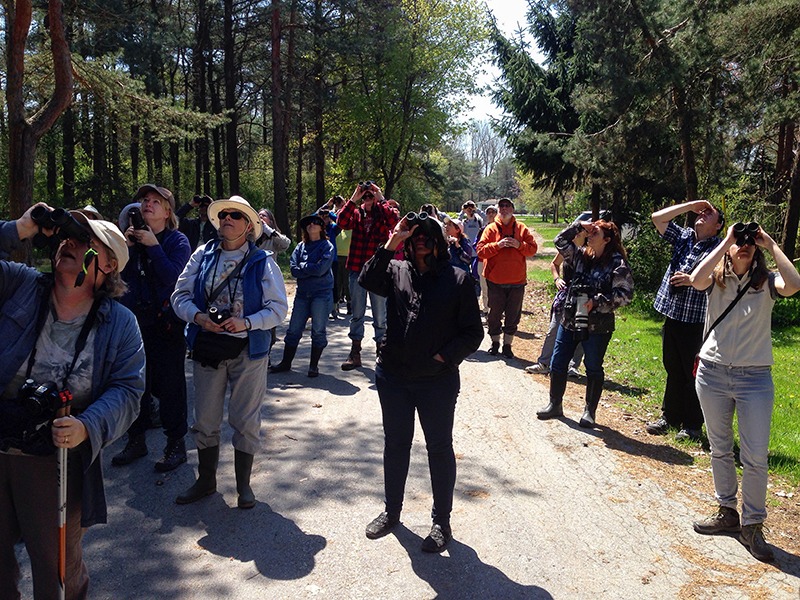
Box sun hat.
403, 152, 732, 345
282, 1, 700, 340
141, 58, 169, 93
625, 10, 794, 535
132, 184, 176, 212
208, 195, 262, 239
69, 211, 129, 271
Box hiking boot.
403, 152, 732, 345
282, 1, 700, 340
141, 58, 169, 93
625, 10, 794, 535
567, 366, 582, 379
676, 428, 703, 442
421, 523, 452, 553
501, 344, 514, 359
645, 417, 671, 436
525, 363, 550, 375
154, 437, 187, 473
365, 512, 400, 539
693, 506, 741, 535
739, 523, 775, 562
341, 340, 362, 371
487, 341, 500, 356
111, 433, 148, 466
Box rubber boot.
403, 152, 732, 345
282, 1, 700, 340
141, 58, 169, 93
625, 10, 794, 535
579, 375, 604, 428
536, 370, 568, 420
234, 450, 256, 509
111, 432, 148, 466
176, 446, 219, 504
308, 345, 324, 377
269, 344, 298, 373
341, 340, 362, 371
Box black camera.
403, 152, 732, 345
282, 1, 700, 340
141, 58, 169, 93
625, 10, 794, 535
733, 222, 759, 247
18, 379, 63, 420
208, 306, 232, 324
30, 206, 91, 249
128, 206, 148, 231
567, 285, 593, 341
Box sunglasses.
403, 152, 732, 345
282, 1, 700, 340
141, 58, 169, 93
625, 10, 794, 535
218, 210, 245, 221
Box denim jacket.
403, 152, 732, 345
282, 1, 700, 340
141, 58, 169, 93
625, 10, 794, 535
0, 221, 145, 526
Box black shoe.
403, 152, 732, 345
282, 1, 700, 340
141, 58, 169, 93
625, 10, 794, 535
487, 341, 500, 356
693, 506, 741, 535
421, 523, 452, 553
739, 523, 775, 562
111, 434, 148, 466
645, 418, 671, 435
365, 512, 400, 539
501, 344, 514, 359
155, 438, 187, 473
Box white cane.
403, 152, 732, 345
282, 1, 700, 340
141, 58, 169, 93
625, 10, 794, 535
56, 394, 72, 600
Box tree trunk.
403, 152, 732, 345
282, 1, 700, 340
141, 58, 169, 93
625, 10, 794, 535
131, 124, 141, 186
272, 1, 289, 233
62, 107, 75, 206
783, 145, 800, 261
672, 86, 698, 202
223, 0, 239, 194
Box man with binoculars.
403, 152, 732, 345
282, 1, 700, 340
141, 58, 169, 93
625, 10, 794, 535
0, 203, 144, 598
335, 180, 400, 370
648, 199, 724, 441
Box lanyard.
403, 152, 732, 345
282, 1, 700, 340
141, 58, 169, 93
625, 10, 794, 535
205, 248, 249, 307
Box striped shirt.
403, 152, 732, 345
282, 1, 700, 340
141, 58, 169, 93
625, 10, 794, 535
653, 222, 721, 324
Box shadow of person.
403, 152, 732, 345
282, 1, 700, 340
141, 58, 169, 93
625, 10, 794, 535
760, 545, 800, 575
197, 501, 327, 580
392, 525, 553, 599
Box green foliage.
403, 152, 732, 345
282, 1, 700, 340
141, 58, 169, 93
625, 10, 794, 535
620, 214, 670, 314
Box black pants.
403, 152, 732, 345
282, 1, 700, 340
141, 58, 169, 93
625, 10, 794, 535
375, 365, 459, 525
661, 317, 704, 430
129, 324, 188, 440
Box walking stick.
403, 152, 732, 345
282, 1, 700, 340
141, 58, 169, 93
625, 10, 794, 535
56, 392, 73, 600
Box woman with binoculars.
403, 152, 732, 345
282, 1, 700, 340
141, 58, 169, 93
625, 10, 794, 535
171, 196, 288, 509
536, 219, 634, 427
0, 204, 144, 599
688, 222, 800, 562
358, 211, 483, 553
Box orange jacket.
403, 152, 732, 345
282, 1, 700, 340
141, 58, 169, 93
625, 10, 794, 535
476, 216, 538, 285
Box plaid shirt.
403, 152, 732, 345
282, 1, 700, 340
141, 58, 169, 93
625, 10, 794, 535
653, 221, 722, 323
336, 198, 400, 273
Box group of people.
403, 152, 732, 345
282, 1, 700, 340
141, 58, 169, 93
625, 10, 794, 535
1, 186, 797, 598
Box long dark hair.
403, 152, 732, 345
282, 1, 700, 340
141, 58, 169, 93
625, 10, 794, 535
585, 220, 627, 265
713, 247, 769, 290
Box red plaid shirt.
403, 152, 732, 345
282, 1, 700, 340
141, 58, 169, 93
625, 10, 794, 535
337, 199, 400, 273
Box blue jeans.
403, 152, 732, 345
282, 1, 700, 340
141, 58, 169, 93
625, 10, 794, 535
348, 270, 387, 342
551, 325, 610, 380
284, 288, 333, 348
375, 365, 460, 525
536, 310, 584, 369
695, 361, 774, 525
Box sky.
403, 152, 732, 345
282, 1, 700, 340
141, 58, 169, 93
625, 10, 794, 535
463, 0, 541, 123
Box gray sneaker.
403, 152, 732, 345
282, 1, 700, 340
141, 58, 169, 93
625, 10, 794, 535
525, 363, 550, 375
740, 523, 775, 562
693, 506, 741, 535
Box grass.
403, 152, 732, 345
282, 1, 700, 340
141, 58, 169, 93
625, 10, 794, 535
526, 234, 800, 484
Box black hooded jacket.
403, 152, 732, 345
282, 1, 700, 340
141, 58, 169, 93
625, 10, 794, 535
359, 247, 484, 379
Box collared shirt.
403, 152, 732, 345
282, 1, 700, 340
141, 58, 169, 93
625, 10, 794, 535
336, 199, 400, 273
653, 222, 721, 324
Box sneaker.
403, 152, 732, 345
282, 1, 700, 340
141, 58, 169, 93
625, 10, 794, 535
155, 438, 187, 473
693, 506, 741, 535
365, 512, 400, 539
421, 523, 452, 553
567, 366, 581, 379
501, 344, 514, 359
525, 363, 550, 375
645, 418, 670, 436
739, 523, 775, 562
676, 428, 703, 442
487, 341, 500, 356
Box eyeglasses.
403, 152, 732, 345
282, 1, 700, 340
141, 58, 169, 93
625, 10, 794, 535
219, 210, 245, 221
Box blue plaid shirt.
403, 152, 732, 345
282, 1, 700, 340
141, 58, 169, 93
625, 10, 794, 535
653, 222, 721, 323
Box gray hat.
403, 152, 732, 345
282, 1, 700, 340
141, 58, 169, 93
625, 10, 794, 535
133, 184, 176, 212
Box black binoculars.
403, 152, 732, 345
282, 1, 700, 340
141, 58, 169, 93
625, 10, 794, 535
733, 222, 759, 247
30, 206, 90, 248
128, 206, 148, 231
359, 181, 374, 190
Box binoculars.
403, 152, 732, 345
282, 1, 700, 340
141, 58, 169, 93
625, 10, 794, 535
733, 222, 759, 247
30, 206, 90, 248
359, 181, 375, 191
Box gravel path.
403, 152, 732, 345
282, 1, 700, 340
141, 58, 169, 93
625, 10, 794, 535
16, 313, 800, 599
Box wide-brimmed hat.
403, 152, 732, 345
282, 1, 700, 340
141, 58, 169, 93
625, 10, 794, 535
208, 195, 262, 239
69, 211, 129, 271
133, 184, 176, 212
299, 213, 325, 230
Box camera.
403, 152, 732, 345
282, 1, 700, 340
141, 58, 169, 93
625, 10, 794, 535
733, 222, 759, 247
18, 379, 63, 420
569, 285, 593, 341
208, 306, 232, 324
128, 206, 148, 231
30, 206, 91, 249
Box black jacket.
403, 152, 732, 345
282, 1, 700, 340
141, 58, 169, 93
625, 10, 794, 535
359, 248, 484, 379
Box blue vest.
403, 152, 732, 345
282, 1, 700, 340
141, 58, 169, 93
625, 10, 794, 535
185, 239, 270, 359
